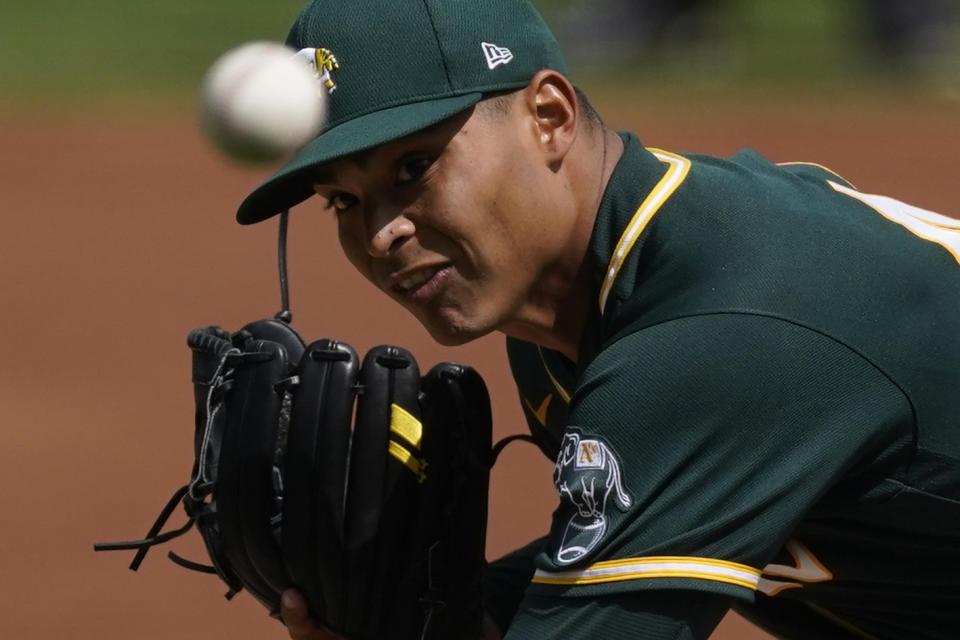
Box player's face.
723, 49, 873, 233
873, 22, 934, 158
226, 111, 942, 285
312, 100, 563, 345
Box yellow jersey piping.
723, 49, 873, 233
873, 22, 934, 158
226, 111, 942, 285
599, 149, 691, 314
778, 161, 856, 188
533, 555, 760, 590
537, 345, 571, 404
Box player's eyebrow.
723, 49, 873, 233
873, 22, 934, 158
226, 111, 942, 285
312, 115, 462, 185
312, 152, 373, 184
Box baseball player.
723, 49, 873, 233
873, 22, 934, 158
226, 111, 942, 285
234, 1, 960, 638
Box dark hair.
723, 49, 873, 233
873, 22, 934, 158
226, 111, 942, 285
573, 86, 602, 125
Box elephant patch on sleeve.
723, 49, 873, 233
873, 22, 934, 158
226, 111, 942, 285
553, 428, 632, 565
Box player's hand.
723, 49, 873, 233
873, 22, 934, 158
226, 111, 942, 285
281, 590, 342, 640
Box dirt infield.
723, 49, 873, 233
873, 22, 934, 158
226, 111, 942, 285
1, 96, 956, 639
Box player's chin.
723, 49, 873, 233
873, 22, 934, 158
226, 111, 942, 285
418, 309, 494, 347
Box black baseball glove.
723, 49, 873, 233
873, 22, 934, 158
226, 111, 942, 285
95, 317, 493, 640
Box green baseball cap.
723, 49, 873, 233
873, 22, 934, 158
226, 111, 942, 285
236, 0, 566, 224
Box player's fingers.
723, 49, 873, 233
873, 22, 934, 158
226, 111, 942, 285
281, 589, 339, 640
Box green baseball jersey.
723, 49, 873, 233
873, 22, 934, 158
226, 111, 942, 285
493, 133, 960, 639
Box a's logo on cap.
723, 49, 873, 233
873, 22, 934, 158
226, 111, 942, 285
295, 47, 340, 94
481, 42, 513, 70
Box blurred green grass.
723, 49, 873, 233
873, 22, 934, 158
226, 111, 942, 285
551, 0, 958, 99
0, 0, 956, 110
0, 0, 305, 105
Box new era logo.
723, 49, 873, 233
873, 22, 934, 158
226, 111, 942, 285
481, 42, 513, 70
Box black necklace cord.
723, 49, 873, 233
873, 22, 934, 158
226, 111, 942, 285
275, 209, 293, 324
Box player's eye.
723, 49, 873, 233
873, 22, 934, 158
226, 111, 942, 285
328, 192, 358, 212
397, 156, 434, 184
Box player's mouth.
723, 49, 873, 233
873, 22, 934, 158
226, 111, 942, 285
390, 264, 452, 304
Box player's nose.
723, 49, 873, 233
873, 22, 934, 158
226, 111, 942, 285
366, 202, 415, 258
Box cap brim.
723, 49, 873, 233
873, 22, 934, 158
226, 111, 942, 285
236, 92, 483, 224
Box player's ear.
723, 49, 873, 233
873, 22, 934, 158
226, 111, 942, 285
522, 70, 578, 167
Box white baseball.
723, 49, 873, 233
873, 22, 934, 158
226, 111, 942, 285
200, 41, 327, 164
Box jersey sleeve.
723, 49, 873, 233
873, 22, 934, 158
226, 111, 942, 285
505, 589, 730, 639
526, 313, 913, 610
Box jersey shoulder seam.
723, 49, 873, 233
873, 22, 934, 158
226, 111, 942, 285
604, 310, 917, 432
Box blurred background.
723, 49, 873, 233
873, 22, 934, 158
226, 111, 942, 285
1, 1, 957, 639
